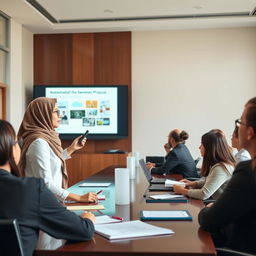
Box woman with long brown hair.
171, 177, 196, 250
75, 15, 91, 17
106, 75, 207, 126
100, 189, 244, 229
173, 129, 236, 200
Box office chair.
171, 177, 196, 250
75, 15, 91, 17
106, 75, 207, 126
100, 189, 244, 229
216, 247, 255, 256
0, 219, 24, 256
145, 156, 165, 167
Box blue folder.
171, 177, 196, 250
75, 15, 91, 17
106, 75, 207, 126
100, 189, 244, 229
140, 210, 192, 221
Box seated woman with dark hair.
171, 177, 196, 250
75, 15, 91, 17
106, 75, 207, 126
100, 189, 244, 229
0, 120, 95, 256
173, 129, 236, 200
146, 129, 198, 178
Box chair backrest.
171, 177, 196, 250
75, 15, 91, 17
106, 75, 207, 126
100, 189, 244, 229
194, 157, 201, 165
145, 156, 165, 165
0, 219, 24, 256
216, 247, 256, 256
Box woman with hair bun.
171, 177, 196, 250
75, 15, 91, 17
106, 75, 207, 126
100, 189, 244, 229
146, 129, 198, 178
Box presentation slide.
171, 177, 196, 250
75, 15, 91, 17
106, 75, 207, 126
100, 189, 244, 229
46, 87, 118, 134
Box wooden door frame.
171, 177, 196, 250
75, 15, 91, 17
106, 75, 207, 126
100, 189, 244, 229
0, 82, 7, 120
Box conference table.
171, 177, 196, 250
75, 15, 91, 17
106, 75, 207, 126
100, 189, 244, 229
35, 165, 216, 256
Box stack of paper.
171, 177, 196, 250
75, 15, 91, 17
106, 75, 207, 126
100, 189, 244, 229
165, 179, 186, 188
95, 220, 174, 240
146, 194, 188, 203
79, 182, 112, 187
149, 194, 185, 200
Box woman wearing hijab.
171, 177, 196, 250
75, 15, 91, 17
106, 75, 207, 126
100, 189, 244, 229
18, 97, 97, 203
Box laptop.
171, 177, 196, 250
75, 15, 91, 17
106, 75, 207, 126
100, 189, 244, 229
139, 159, 173, 191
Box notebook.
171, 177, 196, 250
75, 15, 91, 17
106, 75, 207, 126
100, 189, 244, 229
95, 220, 174, 240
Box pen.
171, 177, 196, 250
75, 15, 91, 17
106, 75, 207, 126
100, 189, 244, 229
97, 190, 103, 195
111, 216, 124, 221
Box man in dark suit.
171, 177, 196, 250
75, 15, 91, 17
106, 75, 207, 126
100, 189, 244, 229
146, 129, 198, 178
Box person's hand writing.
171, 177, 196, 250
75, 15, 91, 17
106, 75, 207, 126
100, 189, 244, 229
79, 192, 98, 203
81, 211, 96, 223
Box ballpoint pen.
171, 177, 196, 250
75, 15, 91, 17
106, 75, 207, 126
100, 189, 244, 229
111, 216, 124, 221
96, 190, 103, 195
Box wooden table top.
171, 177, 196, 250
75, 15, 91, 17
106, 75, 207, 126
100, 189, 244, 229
35, 165, 216, 256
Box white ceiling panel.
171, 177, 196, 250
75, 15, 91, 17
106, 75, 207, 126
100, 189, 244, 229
1, 0, 256, 33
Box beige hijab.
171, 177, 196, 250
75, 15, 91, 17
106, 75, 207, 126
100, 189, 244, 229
18, 97, 68, 188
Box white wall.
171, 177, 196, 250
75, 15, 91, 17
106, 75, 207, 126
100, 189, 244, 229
8, 19, 33, 132
132, 28, 256, 159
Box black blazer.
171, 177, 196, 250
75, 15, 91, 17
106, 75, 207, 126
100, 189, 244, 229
151, 143, 198, 178
0, 169, 94, 256
198, 160, 256, 254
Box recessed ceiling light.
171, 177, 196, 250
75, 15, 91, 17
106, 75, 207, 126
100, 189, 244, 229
104, 9, 113, 13
193, 5, 203, 9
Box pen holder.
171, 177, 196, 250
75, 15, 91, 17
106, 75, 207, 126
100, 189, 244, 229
115, 168, 130, 205
127, 156, 136, 179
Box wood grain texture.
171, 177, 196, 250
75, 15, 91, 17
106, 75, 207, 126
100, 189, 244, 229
72, 33, 94, 85
34, 34, 72, 85
66, 153, 127, 186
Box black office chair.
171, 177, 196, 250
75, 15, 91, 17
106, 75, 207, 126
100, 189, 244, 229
145, 156, 165, 167
0, 219, 24, 256
216, 247, 255, 256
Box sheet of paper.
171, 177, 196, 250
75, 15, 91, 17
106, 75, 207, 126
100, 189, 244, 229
142, 210, 189, 218
98, 195, 106, 200
95, 215, 122, 225
66, 204, 105, 211
165, 179, 185, 187
95, 220, 174, 240
149, 194, 185, 200
79, 182, 111, 187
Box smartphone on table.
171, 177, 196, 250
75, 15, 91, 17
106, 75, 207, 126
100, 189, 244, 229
78, 130, 89, 145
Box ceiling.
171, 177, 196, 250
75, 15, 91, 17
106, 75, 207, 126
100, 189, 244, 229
1, 0, 256, 33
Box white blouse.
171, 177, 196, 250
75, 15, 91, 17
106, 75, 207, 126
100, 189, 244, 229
25, 138, 70, 201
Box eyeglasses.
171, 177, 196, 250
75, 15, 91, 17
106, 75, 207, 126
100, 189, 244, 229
235, 119, 249, 128
53, 110, 60, 116
14, 139, 23, 148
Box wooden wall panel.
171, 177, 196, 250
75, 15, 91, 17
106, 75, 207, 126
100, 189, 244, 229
94, 32, 132, 153
34, 32, 131, 182
94, 32, 131, 85
66, 153, 127, 186
34, 34, 72, 85
72, 33, 94, 85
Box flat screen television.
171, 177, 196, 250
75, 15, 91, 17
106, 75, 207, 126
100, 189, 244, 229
33, 85, 128, 140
